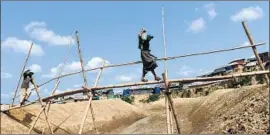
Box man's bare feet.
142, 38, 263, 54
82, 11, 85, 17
141, 78, 148, 82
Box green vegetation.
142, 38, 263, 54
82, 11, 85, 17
140, 94, 161, 103
122, 96, 135, 104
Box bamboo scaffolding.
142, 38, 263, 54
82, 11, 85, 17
38, 70, 269, 103
2, 102, 36, 112
76, 31, 89, 95
162, 73, 181, 134
46, 31, 75, 114
23, 42, 266, 92
11, 42, 34, 107
76, 30, 98, 134
46, 80, 60, 114
78, 61, 105, 134
28, 79, 53, 134
28, 103, 47, 134
241, 21, 269, 85
161, 7, 173, 134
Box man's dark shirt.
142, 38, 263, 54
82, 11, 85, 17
21, 76, 33, 89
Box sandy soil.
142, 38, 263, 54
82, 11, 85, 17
1, 99, 146, 134
1, 84, 269, 134
113, 84, 269, 134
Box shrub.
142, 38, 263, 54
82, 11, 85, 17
145, 94, 161, 103
235, 76, 251, 86
122, 96, 135, 104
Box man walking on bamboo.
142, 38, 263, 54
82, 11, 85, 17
20, 69, 34, 106
138, 28, 161, 82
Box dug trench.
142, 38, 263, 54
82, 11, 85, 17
1, 84, 269, 134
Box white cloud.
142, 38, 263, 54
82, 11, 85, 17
42, 61, 81, 78
176, 66, 211, 77
116, 75, 133, 82
55, 88, 72, 94
204, 3, 217, 20
42, 57, 110, 78
176, 66, 195, 77
74, 84, 83, 88
188, 18, 206, 33
240, 41, 250, 47
2, 37, 44, 56
1, 72, 12, 79
28, 64, 42, 73
24, 21, 75, 46
231, 6, 263, 22
85, 57, 110, 70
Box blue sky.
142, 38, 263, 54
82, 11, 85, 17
1, 1, 269, 104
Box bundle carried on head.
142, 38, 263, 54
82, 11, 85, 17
23, 69, 34, 78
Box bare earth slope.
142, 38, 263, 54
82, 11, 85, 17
1, 85, 268, 134
1, 99, 147, 134
117, 84, 269, 134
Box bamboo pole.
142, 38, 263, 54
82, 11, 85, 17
39, 70, 269, 102
5, 70, 269, 113
162, 73, 181, 134
76, 31, 89, 96
31, 79, 54, 134
26, 42, 266, 91
241, 21, 269, 85
164, 96, 171, 134
46, 80, 60, 114
161, 7, 173, 134
78, 61, 105, 134
2, 102, 36, 112
11, 42, 34, 107
28, 104, 47, 134
46, 31, 75, 114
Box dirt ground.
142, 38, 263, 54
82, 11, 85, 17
1, 99, 147, 134
113, 84, 269, 134
1, 84, 269, 134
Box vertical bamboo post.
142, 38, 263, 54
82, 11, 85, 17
162, 7, 174, 134
11, 42, 34, 107
169, 104, 174, 133
78, 61, 105, 134
241, 21, 269, 85
162, 73, 181, 134
75, 31, 89, 95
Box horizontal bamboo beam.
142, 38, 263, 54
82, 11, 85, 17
29, 42, 266, 90
4, 70, 269, 111
39, 70, 269, 102
169, 70, 269, 83
1, 102, 36, 112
